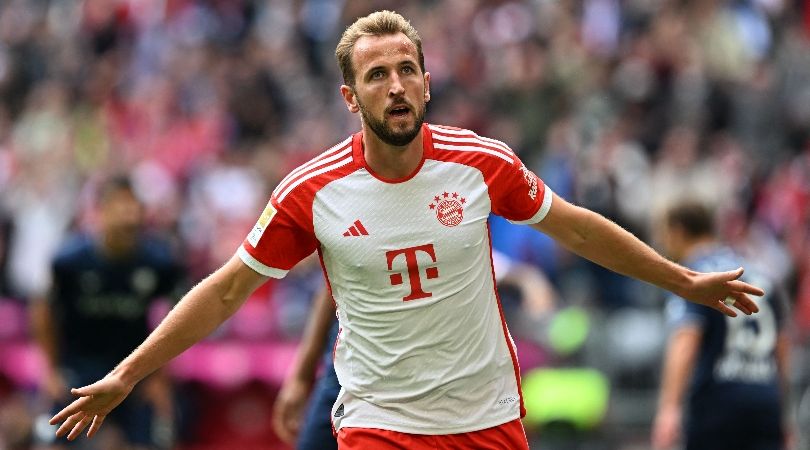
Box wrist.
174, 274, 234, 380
665, 267, 697, 299
110, 362, 144, 388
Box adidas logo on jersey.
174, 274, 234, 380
343, 220, 369, 237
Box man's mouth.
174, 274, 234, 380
388, 105, 411, 118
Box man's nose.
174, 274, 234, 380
388, 73, 405, 96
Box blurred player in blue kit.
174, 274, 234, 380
31, 176, 182, 449
652, 201, 794, 450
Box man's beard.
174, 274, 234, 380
358, 99, 425, 147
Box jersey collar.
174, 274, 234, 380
352, 123, 434, 184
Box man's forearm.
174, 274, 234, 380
658, 327, 701, 410
544, 206, 689, 291
290, 287, 336, 383
31, 301, 61, 371
533, 196, 695, 295
111, 255, 267, 386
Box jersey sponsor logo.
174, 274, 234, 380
428, 191, 466, 227
247, 201, 276, 247
386, 243, 439, 301
334, 403, 344, 418
497, 396, 518, 406
519, 164, 538, 201
342, 219, 369, 237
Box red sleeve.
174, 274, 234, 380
489, 155, 553, 224
237, 193, 318, 278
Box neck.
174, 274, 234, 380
681, 236, 716, 262
101, 231, 137, 259
362, 125, 424, 180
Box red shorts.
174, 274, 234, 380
337, 418, 530, 450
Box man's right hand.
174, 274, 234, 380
49, 373, 134, 441
272, 377, 312, 444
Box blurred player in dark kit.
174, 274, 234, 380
32, 176, 182, 449
653, 201, 793, 450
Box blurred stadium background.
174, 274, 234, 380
0, 0, 809, 449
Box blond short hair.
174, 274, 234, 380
335, 10, 425, 86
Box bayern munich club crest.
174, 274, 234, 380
429, 191, 466, 227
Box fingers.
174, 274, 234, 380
714, 294, 761, 317
714, 299, 738, 318
732, 298, 753, 316
50, 396, 90, 426
726, 267, 744, 280
71, 384, 98, 397
50, 381, 101, 426
55, 411, 85, 438
726, 279, 766, 298
67, 414, 93, 441
69, 377, 111, 397
730, 292, 759, 315
55, 412, 106, 440
87, 415, 105, 438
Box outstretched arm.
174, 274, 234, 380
272, 286, 336, 444
49, 254, 268, 440
531, 193, 763, 316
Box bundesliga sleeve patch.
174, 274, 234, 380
247, 201, 277, 247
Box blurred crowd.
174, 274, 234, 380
0, 0, 809, 449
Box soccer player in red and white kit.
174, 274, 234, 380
51, 10, 765, 449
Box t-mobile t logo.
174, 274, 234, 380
386, 244, 439, 301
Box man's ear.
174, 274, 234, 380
424, 72, 431, 103
340, 85, 360, 113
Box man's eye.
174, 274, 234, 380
371, 71, 384, 79
402, 66, 414, 74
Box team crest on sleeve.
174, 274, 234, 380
247, 201, 277, 247
519, 164, 538, 200
428, 191, 466, 227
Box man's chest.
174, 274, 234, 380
312, 164, 492, 295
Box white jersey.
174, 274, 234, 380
238, 123, 553, 434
